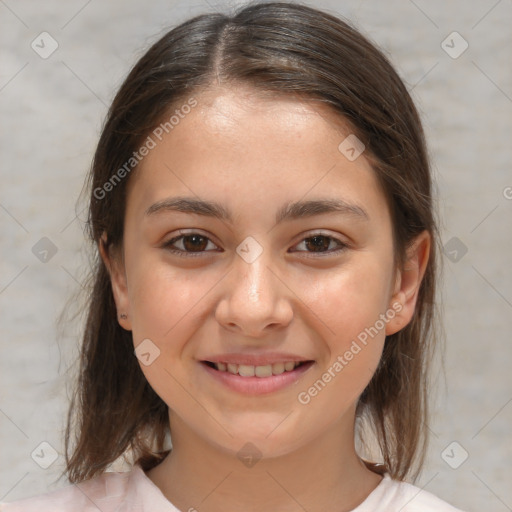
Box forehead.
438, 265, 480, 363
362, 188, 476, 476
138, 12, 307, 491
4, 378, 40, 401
187, 84, 351, 142
126, 85, 386, 222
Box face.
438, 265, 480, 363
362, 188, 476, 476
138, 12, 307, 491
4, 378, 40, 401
103, 84, 428, 459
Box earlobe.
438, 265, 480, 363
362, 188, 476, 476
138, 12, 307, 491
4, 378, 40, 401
385, 230, 431, 336
98, 232, 132, 331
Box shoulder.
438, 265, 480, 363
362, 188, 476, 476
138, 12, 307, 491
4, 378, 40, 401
0, 467, 135, 512
356, 474, 466, 512
390, 478, 465, 511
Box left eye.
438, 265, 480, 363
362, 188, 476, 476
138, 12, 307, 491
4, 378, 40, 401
163, 233, 347, 257
291, 234, 347, 255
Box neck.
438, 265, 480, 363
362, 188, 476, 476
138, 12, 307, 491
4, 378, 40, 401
145, 410, 383, 512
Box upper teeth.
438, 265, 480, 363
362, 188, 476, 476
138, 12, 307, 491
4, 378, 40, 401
215, 361, 302, 377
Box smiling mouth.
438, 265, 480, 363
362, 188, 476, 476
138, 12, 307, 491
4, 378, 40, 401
201, 360, 314, 378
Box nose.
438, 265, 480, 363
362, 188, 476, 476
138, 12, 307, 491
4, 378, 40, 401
215, 248, 294, 337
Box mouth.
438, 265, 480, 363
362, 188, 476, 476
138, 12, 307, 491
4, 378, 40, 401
199, 359, 315, 395
201, 360, 315, 378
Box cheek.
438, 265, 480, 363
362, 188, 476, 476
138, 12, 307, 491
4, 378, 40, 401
297, 257, 392, 395
126, 250, 220, 357
296, 269, 389, 410
302, 256, 393, 342
125, 260, 215, 404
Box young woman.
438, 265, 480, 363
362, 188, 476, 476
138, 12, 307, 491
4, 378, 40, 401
1, 2, 465, 511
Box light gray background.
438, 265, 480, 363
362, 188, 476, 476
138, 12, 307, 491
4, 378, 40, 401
1, 1, 511, 510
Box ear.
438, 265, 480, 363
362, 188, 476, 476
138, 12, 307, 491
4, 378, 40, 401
385, 230, 431, 336
99, 232, 132, 331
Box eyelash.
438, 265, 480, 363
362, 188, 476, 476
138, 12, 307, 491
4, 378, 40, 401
162, 231, 348, 258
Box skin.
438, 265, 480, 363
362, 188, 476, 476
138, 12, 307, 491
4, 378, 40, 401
100, 84, 430, 512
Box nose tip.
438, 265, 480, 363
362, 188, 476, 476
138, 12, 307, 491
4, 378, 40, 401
215, 253, 293, 335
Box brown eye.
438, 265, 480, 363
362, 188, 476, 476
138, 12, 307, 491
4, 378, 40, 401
291, 234, 348, 256
164, 233, 219, 256
304, 235, 331, 252
181, 234, 209, 251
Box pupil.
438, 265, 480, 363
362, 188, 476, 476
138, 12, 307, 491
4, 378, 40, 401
183, 235, 207, 251
306, 236, 329, 252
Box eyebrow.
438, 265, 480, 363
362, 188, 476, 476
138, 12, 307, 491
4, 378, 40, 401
145, 196, 369, 223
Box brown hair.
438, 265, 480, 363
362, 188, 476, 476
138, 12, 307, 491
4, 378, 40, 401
63, 1, 440, 484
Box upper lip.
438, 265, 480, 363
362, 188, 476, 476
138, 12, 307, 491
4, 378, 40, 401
201, 352, 314, 366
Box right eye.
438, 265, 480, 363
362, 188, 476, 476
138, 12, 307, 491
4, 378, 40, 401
162, 233, 221, 257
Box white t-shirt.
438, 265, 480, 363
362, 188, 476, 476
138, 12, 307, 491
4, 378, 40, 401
0, 463, 465, 511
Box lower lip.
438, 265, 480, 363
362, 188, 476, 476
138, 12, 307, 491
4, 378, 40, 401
200, 361, 315, 395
